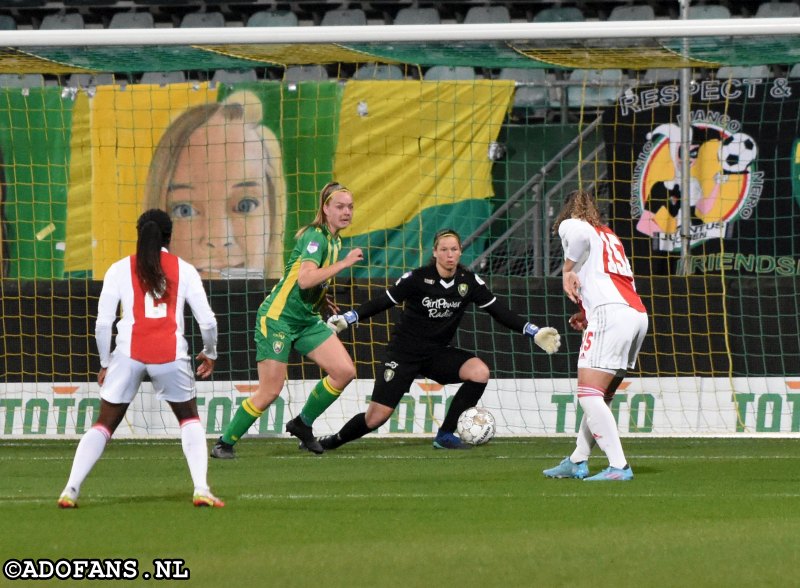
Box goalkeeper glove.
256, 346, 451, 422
327, 310, 359, 334
523, 323, 561, 355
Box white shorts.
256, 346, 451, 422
577, 304, 648, 371
101, 351, 196, 405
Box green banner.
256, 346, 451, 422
0, 88, 73, 279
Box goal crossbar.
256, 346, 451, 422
1, 18, 800, 47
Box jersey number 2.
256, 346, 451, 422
144, 292, 167, 319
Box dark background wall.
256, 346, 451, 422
3, 275, 799, 383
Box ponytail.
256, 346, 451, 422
135, 209, 172, 299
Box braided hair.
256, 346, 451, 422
135, 209, 172, 299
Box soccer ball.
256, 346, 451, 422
719, 132, 757, 173
456, 407, 496, 446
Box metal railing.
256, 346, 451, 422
465, 114, 606, 277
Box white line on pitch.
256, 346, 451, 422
5, 491, 800, 505
1, 454, 799, 462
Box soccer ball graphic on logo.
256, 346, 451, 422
456, 407, 496, 445
719, 132, 757, 173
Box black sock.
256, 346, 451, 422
440, 381, 487, 433
332, 413, 373, 448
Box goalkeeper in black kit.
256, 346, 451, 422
316, 228, 561, 451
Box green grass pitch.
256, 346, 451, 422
1, 437, 798, 587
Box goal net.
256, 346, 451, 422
2, 20, 800, 437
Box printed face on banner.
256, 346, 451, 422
167, 112, 272, 278
146, 92, 286, 280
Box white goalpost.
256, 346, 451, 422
2, 15, 800, 438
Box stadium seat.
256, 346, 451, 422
66, 73, 115, 87
463, 6, 511, 24
533, 7, 585, 22
64, 0, 116, 5
642, 68, 681, 83
352, 64, 405, 80
247, 11, 298, 27
716, 65, 773, 79
688, 5, 731, 19
755, 2, 800, 18
180, 12, 225, 28
0, 74, 45, 88
0, 15, 17, 30
2, 0, 45, 6
686, 5, 732, 51
140, 71, 187, 85
284, 65, 329, 82
424, 66, 476, 81
393, 8, 441, 25
109, 12, 155, 28
40, 13, 85, 29
528, 7, 584, 52
212, 69, 258, 84
567, 69, 626, 108
607, 5, 656, 21
133, 0, 190, 5
599, 5, 655, 49
320, 9, 367, 27
498, 68, 549, 110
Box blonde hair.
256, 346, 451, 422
552, 189, 603, 236
429, 227, 463, 267
433, 228, 461, 249
145, 91, 286, 278
295, 181, 352, 239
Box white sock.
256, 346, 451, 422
180, 419, 209, 493
570, 415, 595, 463
578, 391, 627, 469
65, 425, 111, 494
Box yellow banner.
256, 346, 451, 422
334, 80, 515, 236
63, 93, 92, 272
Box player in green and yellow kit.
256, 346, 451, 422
212, 182, 363, 457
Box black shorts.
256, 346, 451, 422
369, 346, 475, 409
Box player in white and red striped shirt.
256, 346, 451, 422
543, 190, 648, 482
58, 209, 224, 508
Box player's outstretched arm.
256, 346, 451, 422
326, 292, 397, 334
483, 300, 560, 354
327, 310, 358, 333
297, 247, 364, 290
523, 323, 562, 354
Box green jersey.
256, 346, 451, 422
264, 225, 341, 324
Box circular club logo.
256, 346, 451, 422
631, 117, 762, 251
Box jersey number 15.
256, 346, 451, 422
599, 231, 633, 278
